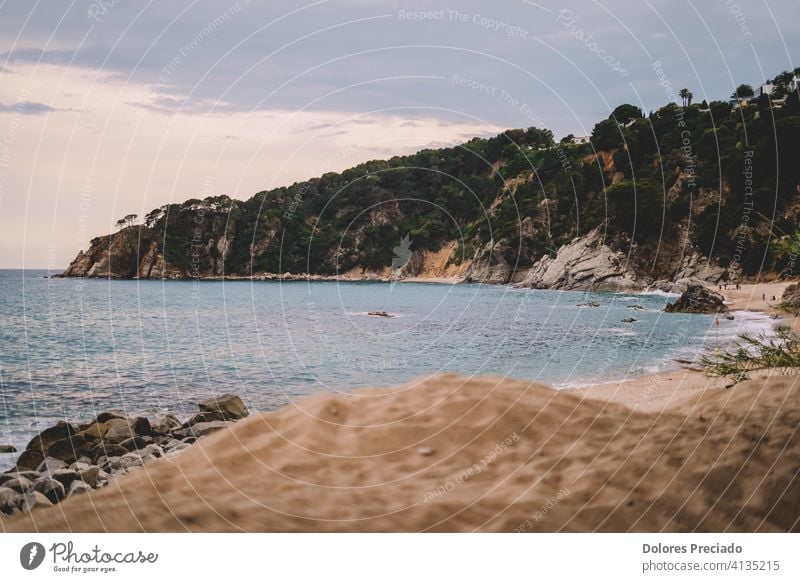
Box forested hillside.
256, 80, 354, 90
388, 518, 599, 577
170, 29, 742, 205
64, 68, 800, 286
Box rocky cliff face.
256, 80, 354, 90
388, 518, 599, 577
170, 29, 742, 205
514, 227, 648, 291
63, 228, 183, 279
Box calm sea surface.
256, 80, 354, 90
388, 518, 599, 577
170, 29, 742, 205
0, 269, 775, 467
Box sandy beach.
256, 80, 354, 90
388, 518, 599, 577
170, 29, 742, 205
3, 282, 798, 532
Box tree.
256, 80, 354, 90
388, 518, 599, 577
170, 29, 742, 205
732, 84, 754, 99
115, 218, 126, 230
679, 88, 689, 107
123, 214, 138, 227
591, 118, 624, 150
610, 104, 643, 124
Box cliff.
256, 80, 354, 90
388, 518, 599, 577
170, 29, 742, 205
61, 68, 800, 288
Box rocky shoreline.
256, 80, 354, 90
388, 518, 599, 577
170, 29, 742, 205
0, 394, 249, 517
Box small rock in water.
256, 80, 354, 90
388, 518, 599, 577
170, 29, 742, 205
627, 305, 644, 310
416, 446, 435, 456
198, 394, 249, 421
0, 445, 17, 453
368, 310, 393, 317
620, 317, 637, 323
577, 301, 600, 308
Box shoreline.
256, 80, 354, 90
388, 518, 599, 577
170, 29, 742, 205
574, 281, 796, 412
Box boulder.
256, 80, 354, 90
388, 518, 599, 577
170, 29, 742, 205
77, 465, 101, 488
118, 453, 143, 470
51, 468, 79, 489
92, 443, 128, 462
101, 419, 135, 444
68, 480, 93, 497
0, 486, 18, 514
19, 491, 52, 511
131, 416, 153, 436
149, 414, 182, 435
119, 436, 148, 452
3, 476, 34, 493
47, 434, 94, 463
198, 394, 248, 421
15, 448, 44, 471
33, 477, 66, 503
143, 444, 163, 458
182, 421, 229, 438
94, 410, 127, 424
37, 457, 67, 475
26, 421, 78, 455
0, 445, 17, 453
665, 285, 729, 314
621, 317, 637, 323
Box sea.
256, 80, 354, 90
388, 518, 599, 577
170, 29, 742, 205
0, 269, 777, 468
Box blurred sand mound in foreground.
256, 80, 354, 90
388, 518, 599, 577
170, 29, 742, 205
5, 373, 799, 532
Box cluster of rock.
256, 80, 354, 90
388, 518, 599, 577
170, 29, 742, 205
664, 284, 730, 314
0, 394, 248, 517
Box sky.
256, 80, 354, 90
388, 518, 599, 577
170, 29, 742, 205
0, 0, 797, 268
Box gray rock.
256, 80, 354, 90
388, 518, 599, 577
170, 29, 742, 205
166, 443, 191, 455
33, 477, 66, 503
51, 468, 79, 489
163, 439, 182, 450
0, 445, 17, 453
69, 461, 91, 472
77, 465, 101, 487
143, 444, 163, 458
67, 480, 93, 497
621, 317, 637, 323
119, 436, 147, 452
101, 419, 135, 444
4, 476, 34, 493
516, 227, 649, 291
149, 414, 182, 436
198, 393, 248, 421
118, 453, 143, 470
100, 457, 123, 472
19, 491, 52, 511
184, 421, 229, 438
0, 486, 19, 514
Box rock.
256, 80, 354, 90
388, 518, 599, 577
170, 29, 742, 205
417, 446, 435, 456
198, 394, 248, 421
51, 468, 79, 489
0, 445, 17, 453
26, 421, 78, 455
166, 443, 191, 456
15, 448, 44, 471
516, 227, 648, 291
621, 317, 637, 323
93, 443, 128, 462
3, 476, 34, 493
463, 241, 513, 284
186, 411, 226, 426
47, 434, 94, 463
36, 457, 68, 476
725, 314, 735, 320
0, 486, 19, 514
143, 444, 163, 458
100, 457, 123, 472
118, 453, 143, 470
149, 414, 182, 435
33, 477, 66, 503
163, 439, 182, 451
131, 416, 152, 436
650, 277, 708, 295
628, 305, 644, 310
577, 301, 600, 307
67, 480, 93, 497
183, 421, 229, 438
94, 410, 127, 424
119, 436, 148, 452
100, 418, 135, 444
140, 454, 157, 465
665, 285, 729, 314
181, 436, 197, 445
77, 465, 101, 487
367, 311, 392, 318
19, 491, 52, 511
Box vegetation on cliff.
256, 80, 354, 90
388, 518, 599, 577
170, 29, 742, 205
65, 68, 800, 283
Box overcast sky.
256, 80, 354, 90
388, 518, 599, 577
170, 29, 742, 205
0, 0, 797, 268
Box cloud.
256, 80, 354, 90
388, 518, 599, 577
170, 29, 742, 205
0, 101, 56, 115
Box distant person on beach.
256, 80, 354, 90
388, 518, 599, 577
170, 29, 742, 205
762, 293, 766, 301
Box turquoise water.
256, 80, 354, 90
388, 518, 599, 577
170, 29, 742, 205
0, 269, 774, 467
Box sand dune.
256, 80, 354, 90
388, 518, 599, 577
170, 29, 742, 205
4, 372, 798, 532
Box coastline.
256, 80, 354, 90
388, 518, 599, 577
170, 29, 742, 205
575, 281, 796, 412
